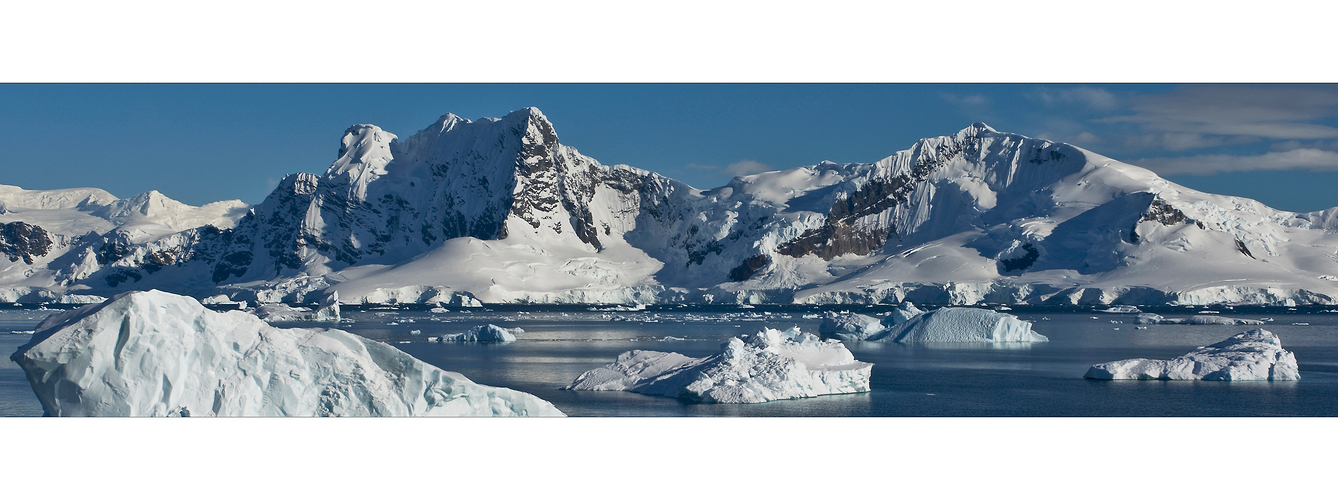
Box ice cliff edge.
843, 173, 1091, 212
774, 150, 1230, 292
9, 290, 564, 416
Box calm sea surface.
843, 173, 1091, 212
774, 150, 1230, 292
4, 304, 1338, 416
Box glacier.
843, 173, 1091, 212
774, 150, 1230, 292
1084, 329, 1299, 381
5, 109, 1338, 307
565, 327, 872, 403
8, 290, 564, 416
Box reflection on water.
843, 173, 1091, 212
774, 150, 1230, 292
2, 306, 1338, 416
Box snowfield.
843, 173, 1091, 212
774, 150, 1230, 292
1085, 329, 1300, 381
565, 327, 872, 403
9, 290, 564, 416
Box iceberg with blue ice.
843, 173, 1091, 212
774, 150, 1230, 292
8, 290, 563, 416
565, 327, 872, 403
1085, 329, 1299, 381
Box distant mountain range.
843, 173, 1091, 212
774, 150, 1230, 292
5, 107, 1338, 306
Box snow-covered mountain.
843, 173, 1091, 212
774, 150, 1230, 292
5, 108, 1338, 306
0, 184, 247, 302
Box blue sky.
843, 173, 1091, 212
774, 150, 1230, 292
3, 83, 1338, 212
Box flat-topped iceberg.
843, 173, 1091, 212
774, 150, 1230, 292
822, 306, 1045, 343
434, 324, 520, 343
1085, 329, 1299, 381
9, 290, 563, 416
1098, 305, 1142, 314
1134, 313, 1265, 326
565, 327, 872, 403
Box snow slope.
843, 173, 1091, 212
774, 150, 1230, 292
9, 290, 563, 416
565, 327, 872, 403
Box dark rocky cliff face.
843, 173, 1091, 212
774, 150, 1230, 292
1, 222, 53, 265
777, 131, 971, 260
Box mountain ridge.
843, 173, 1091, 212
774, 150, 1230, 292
3, 107, 1337, 306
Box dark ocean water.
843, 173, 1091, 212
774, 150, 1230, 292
4, 304, 1337, 416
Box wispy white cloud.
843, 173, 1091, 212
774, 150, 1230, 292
1135, 148, 1338, 175
939, 92, 992, 120
1031, 118, 1103, 147
1121, 132, 1257, 152
1099, 85, 1338, 142
1032, 86, 1118, 110
724, 159, 773, 177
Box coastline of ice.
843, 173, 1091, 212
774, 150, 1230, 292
1085, 329, 1299, 381
8, 290, 563, 416
565, 327, 872, 403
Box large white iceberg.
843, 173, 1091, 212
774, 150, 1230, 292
8, 290, 564, 416
1084, 329, 1300, 381
565, 327, 872, 403
434, 324, 520, 343
823, 306, 1045, 343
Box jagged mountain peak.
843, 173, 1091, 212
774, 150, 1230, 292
962, 121, 999, 135
330, 125, 396, 176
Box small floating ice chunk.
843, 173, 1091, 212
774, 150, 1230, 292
1084, 329, 1299, 381
565, 327, 872, 403
1098, 305, 1142, 314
